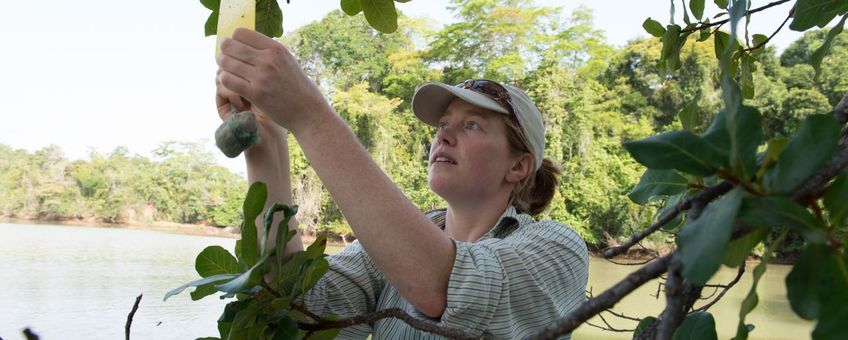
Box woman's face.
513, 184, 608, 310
427, 98, 521, 203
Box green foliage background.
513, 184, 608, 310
3, 0, 847, 252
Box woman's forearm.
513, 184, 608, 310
291, 108, 455, 318
244, 124, 304, 258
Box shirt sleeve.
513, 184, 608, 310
431, 222, 589, 338
300, 240, 385, 337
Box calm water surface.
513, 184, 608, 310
0, 223, 812, 339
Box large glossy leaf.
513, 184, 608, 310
256, 0, 283, 38
812, 251, 848, 340
624, 130, 726, 177
677, 188, 743, 285
786, 245, 832, 320
672, 312, 717, 340
164, 273, 239, 301
216, 255, 270, 293
660, 24, 686, 74
360, 0, 398, 33
629, 169, 688, 205
196, 245, 242, 277
690, 0, 705, 20
659, 193, 686, 230
643, 18, 666, 37
299, 258, 329, 294
812, 15, 847, 81
241, 182, 268, 268
824, 172, 848, 226
703, 106, 763, 181
763, 115, 841, 195
737, 196, 827, 244
723, 226, 767, 267
790, 0, 848, 31
201, 0, 220, 36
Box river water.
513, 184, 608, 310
0, 223, 813, 339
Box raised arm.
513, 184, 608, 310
216, 77, 304, 258
216, 28, 455, 317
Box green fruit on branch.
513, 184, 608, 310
215, 110, 261, 158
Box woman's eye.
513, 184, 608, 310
465, 121, 480, 130
437, 121, 448, 129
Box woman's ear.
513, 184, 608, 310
505, 153, 533, 183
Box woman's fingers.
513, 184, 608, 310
217, 69, 252, 102
232, 28, 276, 49
219, 36, 260, 66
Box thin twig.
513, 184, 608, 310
125, 294, 143, 340
680, 0, 793, 33
603, 181, 734, 258
525, 255, 672, 340
693, 262, 746, 312
742, 7, 793, 52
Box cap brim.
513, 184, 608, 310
411, 83, 509, 126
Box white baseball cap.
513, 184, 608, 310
411, 80, 545, 170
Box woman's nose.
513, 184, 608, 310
435, 123, 456, 146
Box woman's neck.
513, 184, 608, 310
443, 194, 511, 242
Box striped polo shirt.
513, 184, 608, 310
302, 205, 589, 339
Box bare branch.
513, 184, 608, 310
297, 307, 477, 340
125, 294, 142, 340
604, 182, 734, 258
681, 0, 793, 33
792, 142, 848, 204
694, 262, 746, 312
525, 255, 672, 340
835, 93, 848, 126
656, 257, 686, 340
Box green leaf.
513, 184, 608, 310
786, 245, 832, 320
360, 0, 398, 33
660, 25, 686, 74
733, 257, 767, 340
643, 17, 666, 37
633, 316, 658, 339
723, 226, 767, 267
690, 0, 705, 20
790, 0, 848, 31
241, 182, 268, 268
629, 169, 689, 205
824, 172, 848, 226
623, 130, 726, 177
703, 106, 763, 180
755, 137, 789, 180
812, 15, 847, 81
714, 0, 728, 9
164, 273, 240, 301
196, 245, 242, 277
713, 31, 737, 60
216, 255, 272, 293
229, 299, 267, 336
739, 53, 755, 99
677, 188, 743, 285
698, 27, 712, 41
299, 258, 330, 294
737, 196, 827, 244
340, 0, 363, 15
751, 34, 768, 56
812, 251, 848, 340
672, 312, 717, 340
305, 235, 328, 259
659, 193, 686, 230
204, 12, 219, 37
190, 283, 219, 301
200, 0, 219, 10
256, 0, 284, 38
763, 115, 841, 195
678, 100, 701, 132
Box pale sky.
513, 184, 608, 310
0, 0, 802, 176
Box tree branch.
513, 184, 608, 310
603, 182, 734, 258
125, 294, 142, 340
792, 138, 848, 204
835, 92, 848, 126
525, 255, 673, 340
296, 307, 477, 340
680, 0, 793, 33
656, 257, 686, 340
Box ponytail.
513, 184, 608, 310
501, 116, 561, 216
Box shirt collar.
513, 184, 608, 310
426, 205, 525, 240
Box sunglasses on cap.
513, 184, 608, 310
455, 79, 518, 119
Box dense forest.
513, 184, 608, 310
2, 0, 846, 252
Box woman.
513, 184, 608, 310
215, 28, 588, 339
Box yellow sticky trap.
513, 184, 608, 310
216, 0, 255, 55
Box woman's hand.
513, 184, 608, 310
216, 28, 331, 135
216, 71, 286, 144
